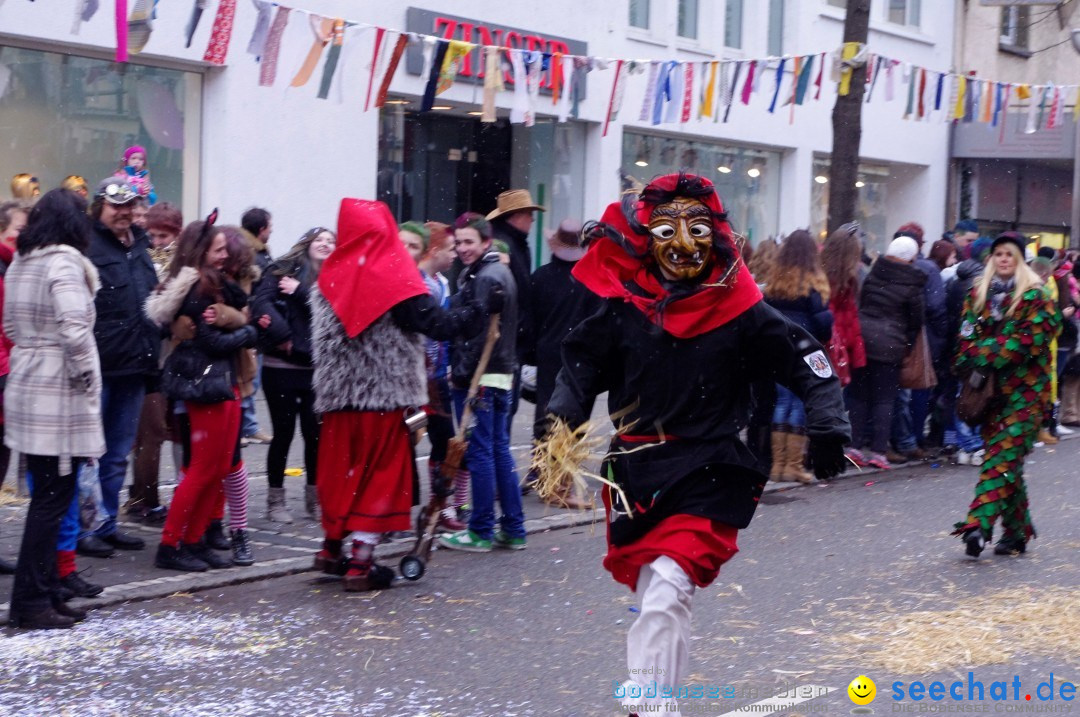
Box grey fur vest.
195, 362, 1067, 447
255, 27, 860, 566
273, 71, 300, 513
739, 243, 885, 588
309, 288, 426, 413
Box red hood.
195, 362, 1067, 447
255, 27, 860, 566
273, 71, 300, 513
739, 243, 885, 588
317, 199, 428, 338
572, 174, 761, 339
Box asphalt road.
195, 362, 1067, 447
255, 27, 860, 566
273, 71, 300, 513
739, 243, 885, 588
3, 440, 1080, 717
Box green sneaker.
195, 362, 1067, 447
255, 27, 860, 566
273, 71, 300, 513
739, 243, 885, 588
438, 530, 492, 553
493, 530, 526, 550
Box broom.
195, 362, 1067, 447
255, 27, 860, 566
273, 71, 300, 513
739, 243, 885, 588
400, 314, 500, 580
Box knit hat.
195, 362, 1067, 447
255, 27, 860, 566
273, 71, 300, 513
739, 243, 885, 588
970, 236, 992, 263
991, 232, 1026, 258
885, 236, 920, 262
894, 222, 925, 247
124, 145, 148, 163
954, 219, 979, 234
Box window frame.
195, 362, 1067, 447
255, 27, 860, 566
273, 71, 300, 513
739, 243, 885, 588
677, 0, 700, 40
886, 0, 920, 28
629, 0, 650, 30
724, 0, 744, 49
999, 6, 1031, 55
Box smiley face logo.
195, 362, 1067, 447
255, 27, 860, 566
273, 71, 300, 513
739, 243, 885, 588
848, 675, 876, 705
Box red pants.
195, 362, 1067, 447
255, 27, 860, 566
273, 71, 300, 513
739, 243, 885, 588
318, 410, 413, 540
160, 398, 241, 547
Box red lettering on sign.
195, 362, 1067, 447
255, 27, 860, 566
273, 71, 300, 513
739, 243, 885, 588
433, 17, 457, 40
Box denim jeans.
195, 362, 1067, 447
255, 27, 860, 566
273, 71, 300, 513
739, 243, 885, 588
771, 385, 806, 429
891, 389, 917, 452
95, 376, 146, 537
241, 355, 263, 437
452, 386, 525, 540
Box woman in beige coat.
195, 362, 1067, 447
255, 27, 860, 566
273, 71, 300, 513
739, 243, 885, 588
4, 189, 104, 630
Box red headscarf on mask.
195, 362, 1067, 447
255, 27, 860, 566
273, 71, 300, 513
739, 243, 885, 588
317, 199, 428, 338
572, 174, 762, 339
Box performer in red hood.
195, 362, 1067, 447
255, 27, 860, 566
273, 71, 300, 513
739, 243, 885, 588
543, 173, 850, 715
310, 199, 499, 591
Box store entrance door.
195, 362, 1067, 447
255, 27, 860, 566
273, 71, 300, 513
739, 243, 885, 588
378, 112, 512, 224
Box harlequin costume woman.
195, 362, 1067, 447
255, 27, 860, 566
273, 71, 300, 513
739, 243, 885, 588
542, 173, 850, 716
310, 199, 495, 591
952, 232, 1059, 558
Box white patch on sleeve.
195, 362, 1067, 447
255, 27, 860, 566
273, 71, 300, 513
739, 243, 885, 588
803, 350, 834, 379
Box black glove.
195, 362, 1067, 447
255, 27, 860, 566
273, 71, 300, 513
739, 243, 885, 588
486, 285, 505, 315
808, 437, 847, 481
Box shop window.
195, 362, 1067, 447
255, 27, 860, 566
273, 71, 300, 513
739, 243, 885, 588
0, 46, 196, 213
725, 0, 743, 48
678, 0, 699, 40
768, 0, 785, 56
629, 0, 650, 30
1000, 6, 1030, 54
887, 0, 920, 28
811, 158, 890, 255
622, 132, 782, 245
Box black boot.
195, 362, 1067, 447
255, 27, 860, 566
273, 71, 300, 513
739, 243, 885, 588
155, 543, 209, 572
51, 600, 88, 623
60, 571, 104, 598
993, 536, 1027, 556
963, 528, 987, 558
8, 606, 76, 630
230, 529, 254, 567
187, 542, 232, 569
202, 520, 230, 551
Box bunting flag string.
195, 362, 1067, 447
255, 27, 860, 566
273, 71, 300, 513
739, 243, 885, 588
603, 59, 624, 137
202, 0, 236, 65
247, 0, 273, 59
724, 61, 743, 123
363, 27, 386, 111
258, 6, 289, 87
290, 16, 333, 87
316, 19, 345, 100
374, 33, 410, 109
680, 62, 693, 123
115, 0, 128, 63
740, 60, 756, 105
768, 58, 786, 114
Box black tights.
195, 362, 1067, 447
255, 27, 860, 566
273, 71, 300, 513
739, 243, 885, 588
262, 367, 319, 489
847, 360, 901, 454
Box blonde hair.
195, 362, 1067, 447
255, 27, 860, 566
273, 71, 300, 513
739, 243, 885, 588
971, 241, 1042, 317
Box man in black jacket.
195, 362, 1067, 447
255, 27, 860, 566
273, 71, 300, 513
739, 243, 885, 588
486, 189, 543, 417
84, 178, 161, 554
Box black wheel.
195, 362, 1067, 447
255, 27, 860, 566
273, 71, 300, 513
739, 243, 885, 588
400, 555, 425, 581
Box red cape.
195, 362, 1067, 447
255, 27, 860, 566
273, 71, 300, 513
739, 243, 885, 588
318, 199, 428, 338
572, 174, 762, 339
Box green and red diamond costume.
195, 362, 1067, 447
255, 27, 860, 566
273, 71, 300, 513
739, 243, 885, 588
952, 287, 1059, 542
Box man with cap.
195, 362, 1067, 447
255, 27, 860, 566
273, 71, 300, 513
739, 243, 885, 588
487, 189, 544, 414
81, 177, 161, 556
524, 219, 603, 508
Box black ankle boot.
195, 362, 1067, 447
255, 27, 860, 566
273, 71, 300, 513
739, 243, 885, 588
51, 601, 88, 622
993, 536, 1027, 556
230, 529, 254, 566
155, 543, 209, 572
187, 542, 232, 569
8, 606, 76, 630
202, 520, 230, 551
964, 529, 987, 558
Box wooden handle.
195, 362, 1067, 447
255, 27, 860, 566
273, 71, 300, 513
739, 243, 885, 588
455, 314, 501, 442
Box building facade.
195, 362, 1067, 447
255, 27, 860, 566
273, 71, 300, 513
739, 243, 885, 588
951, 0, 1080, 249
1, 0, 954, 258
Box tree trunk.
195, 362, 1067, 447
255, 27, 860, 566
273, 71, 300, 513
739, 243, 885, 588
827, 0, 872, 236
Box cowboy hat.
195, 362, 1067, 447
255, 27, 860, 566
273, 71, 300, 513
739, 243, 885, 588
486, 189, 545, 221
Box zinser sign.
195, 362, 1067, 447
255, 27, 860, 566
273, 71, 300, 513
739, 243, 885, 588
404, 7, 588, 97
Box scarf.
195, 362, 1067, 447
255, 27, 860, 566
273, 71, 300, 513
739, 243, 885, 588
572, 174, 761, 339
988, 276, 1016, 322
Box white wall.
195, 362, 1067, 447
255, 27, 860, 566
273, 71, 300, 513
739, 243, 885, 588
0, 0, 955, 251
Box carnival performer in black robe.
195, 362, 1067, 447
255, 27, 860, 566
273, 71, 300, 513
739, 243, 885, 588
541, 173, 850, 716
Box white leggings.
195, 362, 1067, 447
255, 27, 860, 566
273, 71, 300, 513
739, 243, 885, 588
619, 555, 695, 716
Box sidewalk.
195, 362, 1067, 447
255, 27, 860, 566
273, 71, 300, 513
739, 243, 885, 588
2, 393, 1073, 620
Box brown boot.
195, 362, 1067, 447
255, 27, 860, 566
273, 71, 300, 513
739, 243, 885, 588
769, 431, 787, 481
782, 434, 815, 484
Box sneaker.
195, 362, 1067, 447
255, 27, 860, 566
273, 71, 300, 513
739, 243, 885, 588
60, 571, 104, 598
844, 447, 869, 467
493, 530, 527, 550
438, 530, 492, 553
1057, 425, 1075, 435
142, 506, 168, 525
970, 449, 985, 467
230, 529, 254, 567
956, 450, 972, 466
101, 530, 146, 551
187, 542, 232, 569
155, 543, 209, 572
244, 430, 274, 445
866, 452, 892, 470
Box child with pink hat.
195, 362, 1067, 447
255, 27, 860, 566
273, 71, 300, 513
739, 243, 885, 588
121, 145, 157, 205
